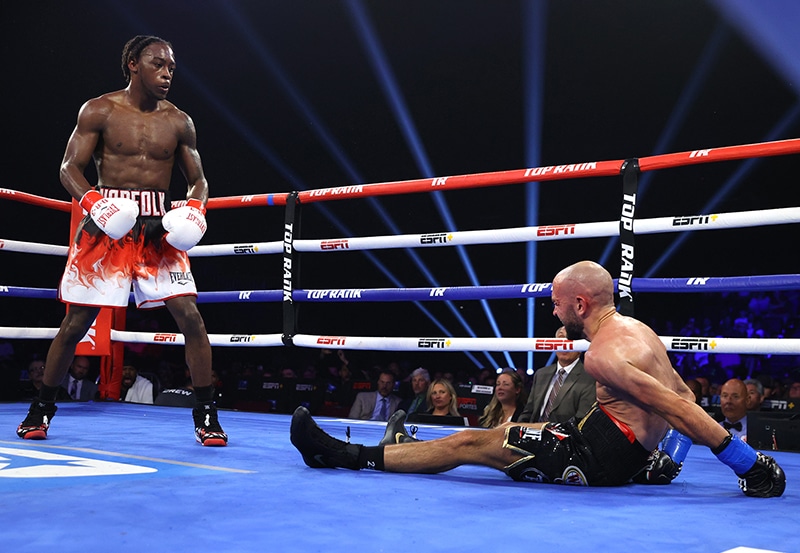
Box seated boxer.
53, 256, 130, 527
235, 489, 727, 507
290, 261, 785, 497
16, 35, 226, 446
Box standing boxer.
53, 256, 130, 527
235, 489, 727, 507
17, 35, 226, 446
291, 261, 785, 497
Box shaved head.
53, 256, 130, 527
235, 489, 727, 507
553, 261, 615, 309
551, 261, 616, 340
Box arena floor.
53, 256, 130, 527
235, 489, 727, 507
0, 401, 796, 553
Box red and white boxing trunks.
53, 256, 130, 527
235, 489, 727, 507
58, 187, 198, 309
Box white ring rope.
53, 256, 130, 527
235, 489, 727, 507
1, 327, 798, 355
3, 206, 798, 257
0, 238, 283, 258
293, 207, 800, 252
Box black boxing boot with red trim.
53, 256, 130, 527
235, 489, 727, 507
192, 403, 228, 447
17, 400, 57, 440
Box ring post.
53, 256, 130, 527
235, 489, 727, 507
618, 159, 640, 317
282, 191, 300, 346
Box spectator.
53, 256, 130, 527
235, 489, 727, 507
518, 326, 596, 423
417, 378, 460, 418
348, 369, 401, 421
755, 374, 776, 401
719, 379, 749, 441
19, 358, 48, 400
120, 364, 154, 405
695, 376, 712, 407
61, 355, 98, 401
743, 378, 765, 411
479, 369, 525, 428
398, 367, 430, 416
785, 374, 800, 402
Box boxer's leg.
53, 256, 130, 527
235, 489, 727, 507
165, 295, 227, 446
17, 305, 100, 439
291, 406, 521, 473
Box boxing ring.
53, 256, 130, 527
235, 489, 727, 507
2, 138, 800, 552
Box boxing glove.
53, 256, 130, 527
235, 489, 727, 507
162, 198, 207, 251
632, 449, 682, 484
737, 451, 786, 498
713, 434, 786, 497
80, 190, 139, 240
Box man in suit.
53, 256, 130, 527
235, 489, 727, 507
61, 356, 98, 402
518, 326, 596, 423
349, 369, 402, 421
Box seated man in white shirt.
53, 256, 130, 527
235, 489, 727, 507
120, 364, 154, 405
719, 378, 749, 441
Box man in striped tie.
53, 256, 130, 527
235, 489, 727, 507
518, 326, 596, 424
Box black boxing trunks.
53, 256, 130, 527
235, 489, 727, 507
59, 187, 197, 309
502, 403, 650, 486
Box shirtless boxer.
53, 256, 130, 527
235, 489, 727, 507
17, 35, 226, 446
291, 261, 784, 497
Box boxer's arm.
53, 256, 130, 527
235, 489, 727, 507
586, 346, 728, 448
175, 111, 208, 206
60, 99, 108, 200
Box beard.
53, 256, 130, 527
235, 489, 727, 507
563, 322, 584, 340
560, 311, 584, 340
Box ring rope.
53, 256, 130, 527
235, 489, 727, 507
2, 137, 800, 365
293, 207, 800, 252
1, 327, 796, 356
4, 275, 800, 303
6, 206, 797, 258
292, 139, 800, 203
3, 139, 800, 212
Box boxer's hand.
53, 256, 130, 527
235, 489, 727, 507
80, 190, 138, 240
632, 449, 682, 485
162, 198, 207, 251
738, 452, 786, 498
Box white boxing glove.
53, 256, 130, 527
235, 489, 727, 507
162, 198, 207, 251
80, 190, 139, 240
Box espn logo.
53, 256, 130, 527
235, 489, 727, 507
317, 336, 347, 346
418, 338, 448, 349
154, 333, 178, 342
320, 240, 349, 250
534, 339, 574, 351
536, 225, 576, 237
420, 233, 450, 245
670, 337, 715, 351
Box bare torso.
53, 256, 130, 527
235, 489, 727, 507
584, 314, 690, 451
91, 90, 186, 191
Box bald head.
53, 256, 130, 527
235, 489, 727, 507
720, 378, 749, 422
553, 261, 615, 309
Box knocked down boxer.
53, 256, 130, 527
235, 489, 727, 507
290, 261, 785, 497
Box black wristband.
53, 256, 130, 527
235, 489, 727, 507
710, 434, 732, 456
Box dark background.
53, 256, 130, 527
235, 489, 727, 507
2, 0, 799, 374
